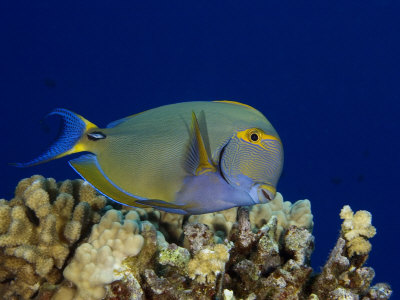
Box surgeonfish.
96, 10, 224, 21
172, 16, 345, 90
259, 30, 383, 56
16, 101, 284, 214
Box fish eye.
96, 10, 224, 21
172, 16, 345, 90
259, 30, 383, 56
250, 133, 259, 142
239, 128, 263, 143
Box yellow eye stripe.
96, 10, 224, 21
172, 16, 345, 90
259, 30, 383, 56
236, 128, 280, 143
236, 129, 281, 150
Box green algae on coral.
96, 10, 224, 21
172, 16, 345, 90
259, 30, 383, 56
159, 244, 190, 272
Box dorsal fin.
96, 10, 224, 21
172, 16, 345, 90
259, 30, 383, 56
106, 110, 148, 128
213, 100, 257, 110
184, 111, 216, 175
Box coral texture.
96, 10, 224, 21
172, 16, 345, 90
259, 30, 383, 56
165, 192, 313, 243
61, 209, 145, 300
0, 177, 392, 300
0, 175, 107, 299
187, 243, 230, 284
311, 205, 382, 299
248, 192, 313, 239
106, 205, 389, 299
340, 205, 376, 257
120, 192, 313, 244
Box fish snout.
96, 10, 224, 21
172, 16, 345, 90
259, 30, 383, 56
249, 183, 276, 204
258, 184, 276, 203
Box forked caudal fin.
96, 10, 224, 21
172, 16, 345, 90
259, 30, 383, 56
13, 108, 98, 167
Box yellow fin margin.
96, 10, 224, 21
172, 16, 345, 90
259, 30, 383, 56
213, 100, 257, 110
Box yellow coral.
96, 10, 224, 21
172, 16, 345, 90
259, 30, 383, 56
187, 243, 230, 284
340, 205, 376, 257
0, 175, 107, 299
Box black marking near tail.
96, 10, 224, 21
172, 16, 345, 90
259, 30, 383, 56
87, 131, 106, 141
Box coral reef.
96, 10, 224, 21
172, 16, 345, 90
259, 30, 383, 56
60, 209, 145, 300
187, 192, 314, 242
311, 205, 383, 299
0, 175, 107, 299
187, 243, 230, 284
340, 205, 376, 257
118, 192, 313, 245
0, 176, 392, 299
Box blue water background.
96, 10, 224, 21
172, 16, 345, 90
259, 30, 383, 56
1, 1, 399, 292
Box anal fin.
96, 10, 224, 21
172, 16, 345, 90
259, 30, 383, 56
69, 154, 149, 208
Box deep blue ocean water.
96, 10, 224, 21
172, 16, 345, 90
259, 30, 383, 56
1, 0, 399, 293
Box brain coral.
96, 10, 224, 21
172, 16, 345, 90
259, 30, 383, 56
0, 175, 107, 299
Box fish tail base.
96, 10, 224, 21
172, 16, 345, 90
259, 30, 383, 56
13, 108, 97, 167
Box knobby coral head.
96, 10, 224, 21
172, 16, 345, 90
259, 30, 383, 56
0, 175, 392, 300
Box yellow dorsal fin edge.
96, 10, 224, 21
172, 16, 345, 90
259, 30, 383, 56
213, 100, 256, 110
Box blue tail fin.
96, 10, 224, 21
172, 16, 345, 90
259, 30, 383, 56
13, 108, 97, 167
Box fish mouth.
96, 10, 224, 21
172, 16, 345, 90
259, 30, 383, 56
249, 183, 277, 204
258, 184, 276, 203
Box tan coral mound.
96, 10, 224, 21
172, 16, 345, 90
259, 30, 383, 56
61, 209, 146, 300
188, 192, 313, 241
0, 175, 107, 299
249, 192, 313, 238
121, 192, 312, 244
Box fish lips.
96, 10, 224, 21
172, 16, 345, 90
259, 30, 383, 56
249, 183, 276, 204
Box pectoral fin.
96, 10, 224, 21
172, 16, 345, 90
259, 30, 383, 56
69, 154, 149, 208
184, 111, 216, 176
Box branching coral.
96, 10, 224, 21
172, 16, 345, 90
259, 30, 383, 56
121, 205, 390, 299
0, 175, 107, 299
0, 176, 392, 300
340, 205, 376, 257
311, 205, 384, 299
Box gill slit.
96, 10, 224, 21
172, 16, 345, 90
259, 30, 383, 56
218, 144, 228, 183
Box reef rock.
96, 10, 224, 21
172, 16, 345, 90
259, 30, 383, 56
0, 176, 392, 300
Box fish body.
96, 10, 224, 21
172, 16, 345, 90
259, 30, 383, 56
17, 101, 283, 214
